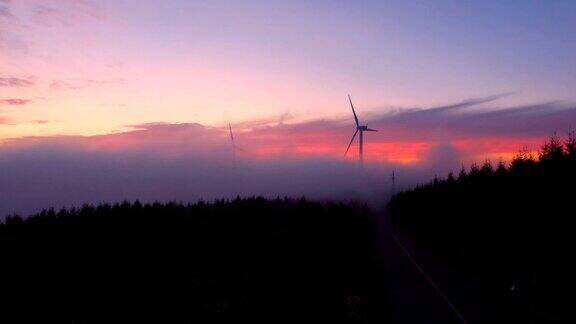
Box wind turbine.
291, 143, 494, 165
229, 123, 237, 165
344, 95, 377, 166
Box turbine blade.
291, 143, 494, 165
348, 94, 360, 127
228, 123, 234, 142
344, 129, 359, 156
365, 128, 378, 132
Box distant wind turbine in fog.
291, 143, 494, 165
229, 123, 244, 165
344, 95, 378, 166
229, 123, 236, 164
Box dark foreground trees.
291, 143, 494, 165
388, 134, 576, 323
0, 197, 388, 322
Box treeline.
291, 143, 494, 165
388, 133, 576, 323
0, 197, 389, 322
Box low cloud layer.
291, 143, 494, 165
1, 95, 574, 218
0, 148, 408, 218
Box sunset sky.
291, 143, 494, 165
1, 1, 576, 214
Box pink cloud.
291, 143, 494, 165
0, 98, 31, 105
29, 119, 49, 124
0, 76, 34, 87
50, 79, 106, 91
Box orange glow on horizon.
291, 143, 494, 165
0, 116, 555, 167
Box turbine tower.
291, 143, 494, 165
344, 95, 378, 166
391, 170, 396, 194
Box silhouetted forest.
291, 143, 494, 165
0, 197, 389, 322
388, 133, 576, 323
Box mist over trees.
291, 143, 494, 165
387, 133, 576, 323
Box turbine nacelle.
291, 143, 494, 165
358, 125, 377, 132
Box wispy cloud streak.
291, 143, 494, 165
0, 76, 34, 87
0, 98, 31, 106
50, 79, 108, 90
